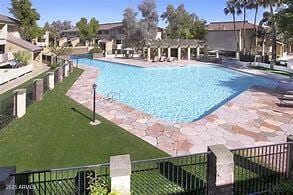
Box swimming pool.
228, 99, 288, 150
78, 58, 278, 122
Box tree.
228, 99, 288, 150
258, 11, 272, 59
137, 0, 159, 47
122, 8, 142, 49
161, 4, 207, 40
9, 0, 42, 40
76, 17, 99, 46
258, 0, 285, 65
122, 0, 159, 53
44, 20, 72, 46
224, 0, 242, 58
276, 0, 293, 45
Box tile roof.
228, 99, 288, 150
7, 34, 43, 52
208, 21, 256, 31
0, 14, 19, 25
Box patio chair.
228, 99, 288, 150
152, 56, 158, 62
167, 57, 174, 62
159, 56, 166, 62
278, 94, 293, 100
277, 100, 293, 107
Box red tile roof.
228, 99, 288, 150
208, 21, 257, 31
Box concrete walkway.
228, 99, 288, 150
0, 65, 49, 95
67, 63, 293, 156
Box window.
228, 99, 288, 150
116, 40, 122, 44
0, 45, 4, 54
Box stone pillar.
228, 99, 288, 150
287, 135, 293, 180
187, 46, 191, 61
167, 47, 171, 58
47, 72, 54, 90
69, 61, 74, 72
57, 67, 63, 83
196, 47, 200, 59
0, 166, 16, 195
157, 47, 161, 59
33, 79, 43, 101
207, 144, 234, 195
64, 64, 69, 77
177, 47, 181, 60
110, 155, 131, 195
216, 51, 220, 58
147, 47, 151, 62
13, 89, 26, 118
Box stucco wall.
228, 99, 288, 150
207, 30, 239, 52
207, 29, 257, 53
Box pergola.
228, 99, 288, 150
144, 39, 207, 61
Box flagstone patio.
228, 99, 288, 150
67, 64, 293, 156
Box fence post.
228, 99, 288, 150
207, 144, 234, 195
110, 154, 131, 195
13, 89, 26, 118
0, 166, 16, 195
287, 135, 293, 180
69, 60, 73, 72
64, 63, 69, 77
33, 79, 43, 101
47, 72, 54, 90
57, 67, 63, 83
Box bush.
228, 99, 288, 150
240, 53, 255, 62
13, 51, 31, 66
50, 63, 58, 70
89, 47, 103, 54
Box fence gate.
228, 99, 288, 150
131, 152, 210, 195
25, 84, 34, 107
232, 142, 291, 194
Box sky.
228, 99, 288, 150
0, 0, 267, 27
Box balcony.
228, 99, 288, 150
0, 24, 8, 45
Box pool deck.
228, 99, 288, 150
67, 59, 293, 156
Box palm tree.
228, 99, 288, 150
239, 0, 248, 54
258, 0, 284, 66
224, 0, 242, 59
247, 0, 260, 54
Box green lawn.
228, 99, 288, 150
0, 68, 166, 171
251, 66, 292, 77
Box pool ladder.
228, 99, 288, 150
103, 92, 120, 103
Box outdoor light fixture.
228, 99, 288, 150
90, 83, 100, 126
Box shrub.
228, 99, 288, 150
50, 63, 58, 70
89, 47, 103, 54
13, 51, 31, 66
87, 174, 109, 195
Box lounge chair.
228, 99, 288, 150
152, 56, 158, 62
167, 57, 174, 62
278, 94, 293, 100
277, 100, 293, 107
159, 56, 166, 62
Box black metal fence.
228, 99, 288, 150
11, 163, 110, 195
131, 152, 210, 194
25, 83, 34, 108
232, 142, 291, 194
0, 94, 14, 130
43, 75, 49, 93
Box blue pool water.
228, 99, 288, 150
78, 58, 278, 122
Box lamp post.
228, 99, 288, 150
90, 83, 100, 126
92, 83, 97, 122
